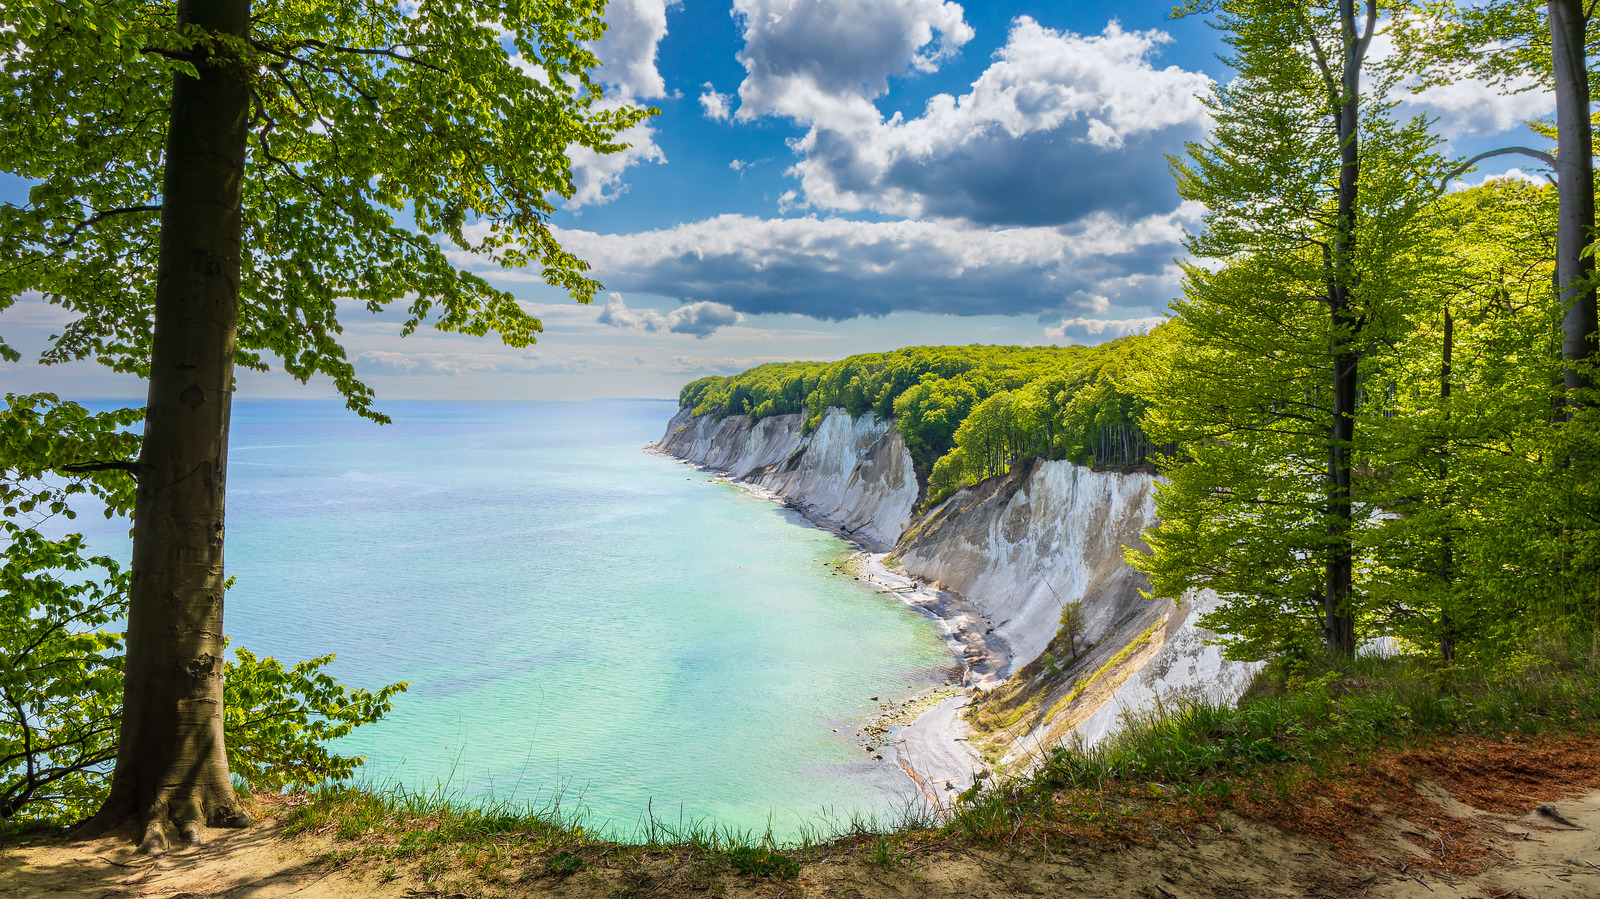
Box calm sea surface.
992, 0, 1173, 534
75, 399, 951, 838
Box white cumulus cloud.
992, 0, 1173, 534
1044, 315, 1165, 343
1369, 27, 1555, 139
526, 205, 1201, 320
596, 294, 745, 338
700, 83, 734, 121
731, 0, 973, 127
729, 13, 1210, 226
564, 0, 678, 207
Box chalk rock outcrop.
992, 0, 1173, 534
657, 406, 919, 550
1073, 589, 1265, 747
894, 459, 1158, 676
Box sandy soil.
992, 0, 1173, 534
0, 823, 407, 899
5, 781, 1596, 898
894, 693, 982, 808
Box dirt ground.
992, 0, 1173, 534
4, 740, 1598, 899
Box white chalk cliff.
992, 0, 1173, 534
658, 406, 919, 550
655, 407, 1260, 758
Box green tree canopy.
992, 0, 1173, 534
1, 0, 647, 417
1132, 0, 1442, 658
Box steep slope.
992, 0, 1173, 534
657, 406, 918, 550
893, 458, 1156, 672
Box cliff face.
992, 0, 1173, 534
894, 459, 1157, 672
658, 406, 919, 550
655, 408, 1260, 756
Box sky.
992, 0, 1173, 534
2, 0, 1558, 403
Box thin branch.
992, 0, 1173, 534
57, 460, 139, 475
53, 205, 160, 250
1291, 0, 1339, 104
1437, 147, 1558, 195
4, 692, 36, 807
259, 38, 446, 74
138, 46, 201, 63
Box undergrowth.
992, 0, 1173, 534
271, 777, 934, 893
946, 640, 1600, 844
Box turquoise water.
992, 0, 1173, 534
79, 400, 952, 837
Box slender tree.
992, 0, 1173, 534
1136, 0, 1440, 658
1361, 180, 1564, 660
2, 0, 646, 851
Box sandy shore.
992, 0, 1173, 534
651, 447, 996, 811
847, 554, 1000, 809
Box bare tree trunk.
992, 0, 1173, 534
1323, 0, 1370, 658
1439, 305, 1456, 662
1550, 0, 1597, 399
81, 0, 253, 852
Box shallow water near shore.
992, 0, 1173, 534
75, 398, 952, 839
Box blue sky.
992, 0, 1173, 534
4, 0, 1556, 402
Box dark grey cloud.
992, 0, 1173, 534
804, 125, 1200, 227
545, 211, 1194, 321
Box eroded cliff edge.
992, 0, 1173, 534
655, 407, 1259, 772
658, 405, 918, 551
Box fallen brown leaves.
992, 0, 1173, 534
1229, 732, 1600, 878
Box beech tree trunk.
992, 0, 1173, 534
1549, 0, 1598, 398
1323, 0, 1368, 658
1439, 306, 1456, 663
81, 0, 253, 852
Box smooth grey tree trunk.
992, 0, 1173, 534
1322, 0, 1371, 658
1549, 0, 1597, 397
81, 0, 253, 852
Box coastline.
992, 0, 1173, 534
646, 442, 994, 809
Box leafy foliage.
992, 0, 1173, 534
1, 0, 637, 829
223, 649, 407, 793
0, 525, 126, 823
0, 395, 405, 826
1130, 0, 1445, 659
1358, 181, 1596, 658
926, 334, 1166, 503
725, 845, 801, 880
0, 394, 141, 521
0, 0, 650, 420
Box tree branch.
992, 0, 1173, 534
1437, 147, 1558, 195
1355, 0, 1378, 65
139, 46, 202, 63
257, 39, 446, 74
1303, 22, 1340, 105
57, 460, 139, 475
53, 205, 161, 250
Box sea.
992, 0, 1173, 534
68, 399, 954, 839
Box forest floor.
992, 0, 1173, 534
3, 734, 1598, 899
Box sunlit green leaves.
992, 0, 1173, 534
1, 399, 405, 824
1, 0, 650, 421
223, 648, 407, 792
0, 535, 409, 823
0, 394, 141, 521
1134, 0, 1445, 659
0, 523, 126, 824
